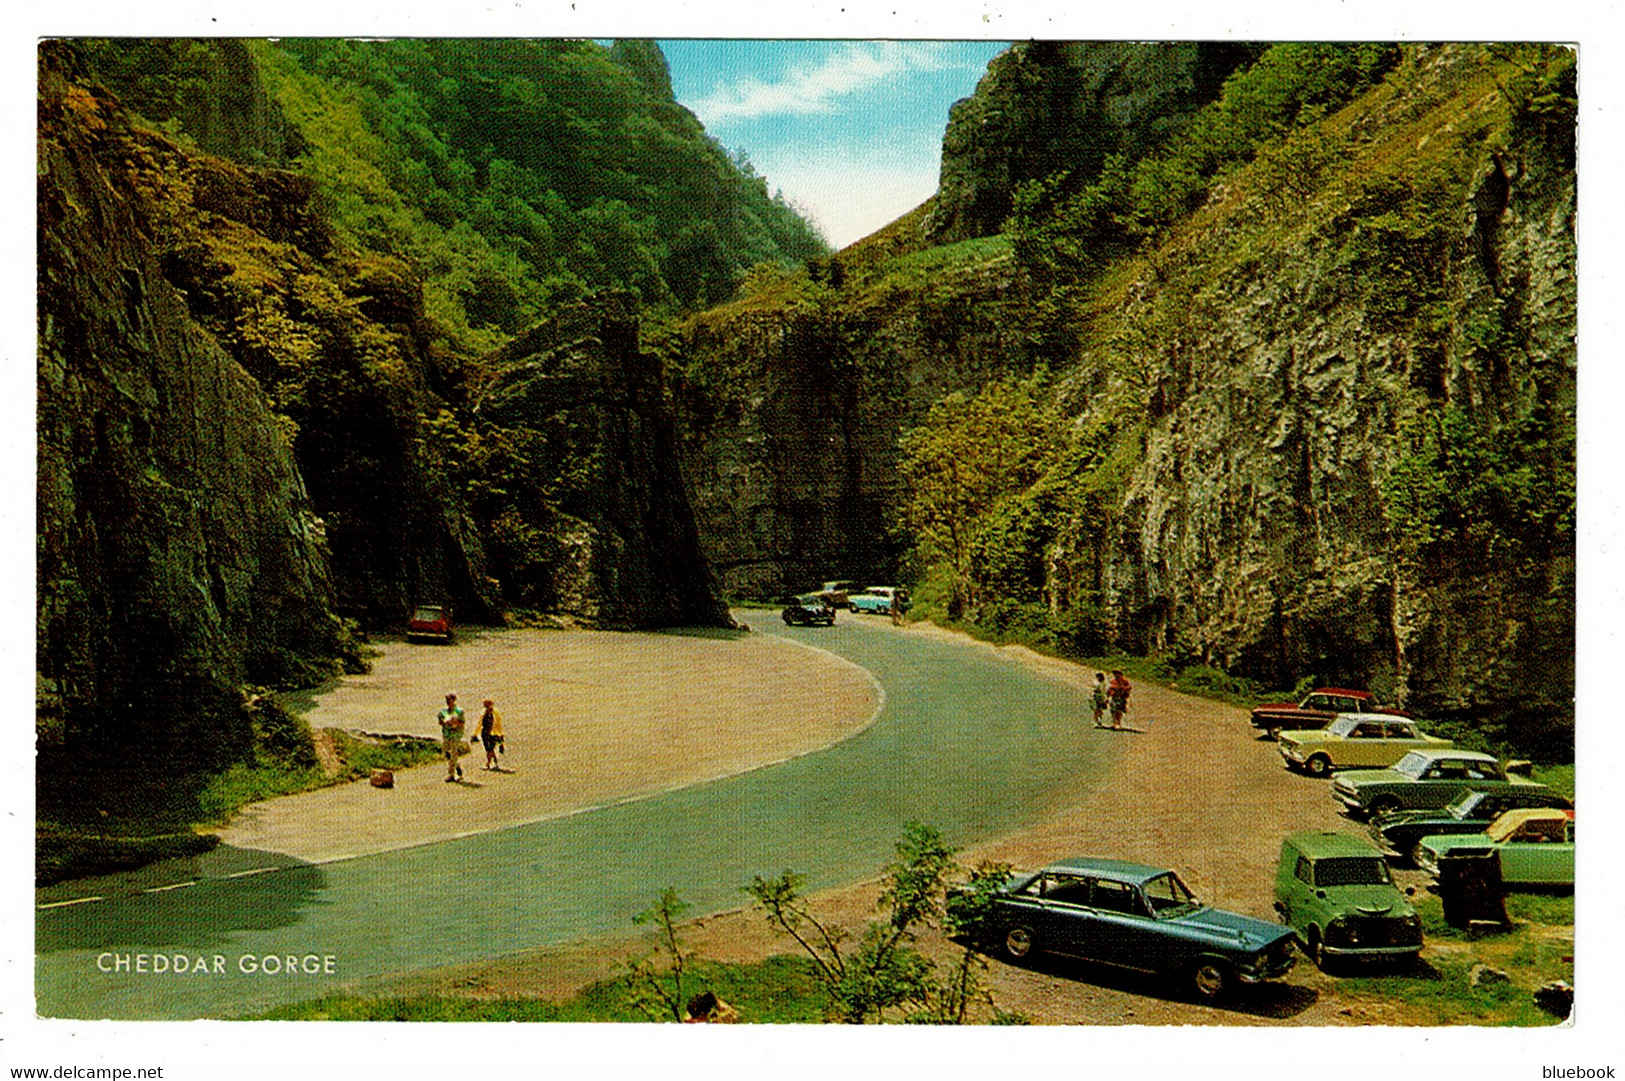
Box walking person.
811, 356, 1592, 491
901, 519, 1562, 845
1091, 672, 1109, 728
476, 698, 505, 771
437, 692, 467, 782
890, 590, 907, 627
1107, 670, 1132, 730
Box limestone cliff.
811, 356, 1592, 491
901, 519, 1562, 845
928, 41, 1257, 244
674, 44, 1575, 750
668, 211, 1036, 597
37, 48, 347, 772
1078, 47, 1575, 750
474, 295, 732, 627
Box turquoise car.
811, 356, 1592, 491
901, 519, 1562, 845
960, 857, 1296, 1001
848, 586, 909, 614
1416, 808, 1575, 890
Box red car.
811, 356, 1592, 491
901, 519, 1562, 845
407, 604, 454, 643
1250, 688, 1406, 740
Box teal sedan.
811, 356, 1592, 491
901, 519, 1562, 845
959, 857, 1296, 1001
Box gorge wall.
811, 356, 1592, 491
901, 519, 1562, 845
673, 44, 1576, 747
38, 44, 735, 794
37, 50, 348, 773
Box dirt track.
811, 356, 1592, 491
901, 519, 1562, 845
216, 626, 880, 863
368, 622, 1402, 1024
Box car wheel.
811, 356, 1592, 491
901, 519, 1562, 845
1369, 796, 1402, 818
1305, 754, 1332, 777
1188, 959, 1232, 1001
1267, 724, 1283, 741
1003, 926, 1036, 961
782, 613, 794, 625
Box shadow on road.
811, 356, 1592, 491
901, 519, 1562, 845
990, 949, 1322, 1019
36, 846, 326, 954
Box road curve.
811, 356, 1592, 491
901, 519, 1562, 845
37, 615, 1123, 1019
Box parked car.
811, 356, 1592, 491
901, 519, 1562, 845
1368, 789, 1575, 866
1278, 713, 1451, 776
1250, 688, 1405, 740
781, 594, 836, 626
951, 857, 1296, 1001
407, 604, 454, 643
1331, 750, 1549, 819
815, 580, 860, 609
1273, 831, 1423, 968
1416, 808, 1575, 889
849, 586, 910, 615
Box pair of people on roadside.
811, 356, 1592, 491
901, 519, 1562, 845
1090, 670, 1133, 729
436, 693, 506, 782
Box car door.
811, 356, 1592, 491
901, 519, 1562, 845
1340, 721, 1389, 768
1074, 877, 1167, 970
1022, 872, 1095, 957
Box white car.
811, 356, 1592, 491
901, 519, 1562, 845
848, 586, 909, 614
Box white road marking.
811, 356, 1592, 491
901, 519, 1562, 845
37, 896, 103, 910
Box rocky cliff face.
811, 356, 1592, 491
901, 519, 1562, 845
37, 49, 347, 771
675, 45, 1574, 748
100, 65, 502, 630
669, 225, 1037, 597
475, 295, 732, 627
928, 41, 1256, 244
1078, 48, 1575, 748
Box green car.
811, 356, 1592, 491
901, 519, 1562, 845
1273, 831, 1423, 968
1416, 808, 1575, 890
1331, 749, 1550, 819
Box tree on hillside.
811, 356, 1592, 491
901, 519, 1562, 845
898, 377, 1061, 618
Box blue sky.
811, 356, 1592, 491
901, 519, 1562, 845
660, 40, 1009, 249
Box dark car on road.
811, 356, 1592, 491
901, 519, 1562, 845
407, 604, 454, 642
1369, 788, 1574, 866
781, 594, 836, 626
1250, 688, 1406, 740
953, 857, 1296, 1001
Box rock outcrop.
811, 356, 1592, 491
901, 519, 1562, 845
476, 295, 733, 627
674, 44, 1575, 748
37, 47, 346, 771
928, 41, 1257, 244
670, 226, 1035, 597
1083, 48, 1575, 750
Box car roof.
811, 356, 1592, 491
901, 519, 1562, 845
1486, 807, 1570, 842
1040, 858, 1170, 884
1335, 712, 1411, 723
1313, 688, 1374, 697
1284, 831, 1384, 859
1413, 749, 1499, 764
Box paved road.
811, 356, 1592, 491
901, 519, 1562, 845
37, 615, 1123, 1019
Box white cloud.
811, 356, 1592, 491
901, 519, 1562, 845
689, 42, 961, 122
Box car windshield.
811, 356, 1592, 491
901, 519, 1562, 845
1393, 752, 1431, 779
1448, 791, 1488, 819
1314, 857, 1393, 887
412, 607, 443, 621
1326, 715, 1359, 737
1142, 872, 1200, 917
